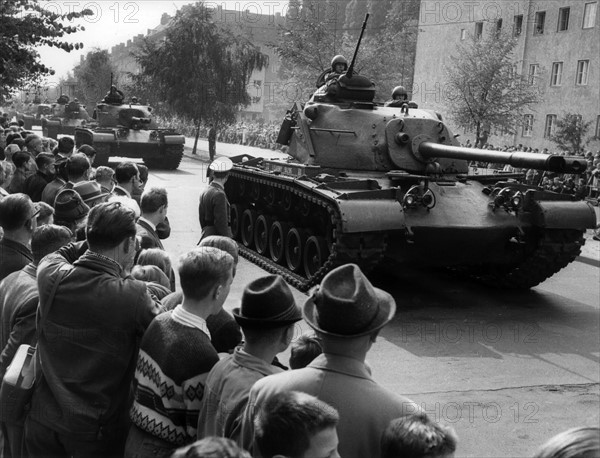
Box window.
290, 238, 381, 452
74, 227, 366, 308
558, 7, 570, 31
596, 115, 600, 139
523, 115, 534, 137
528, 64, 539, 85
544, 115, 557, 138
475, 21, 483, 38
534, 11, 546, 34
513, 14, 523, 36
460, 28, 466, 40
551, 62, 563, 86
496, 18, 503, 31
577, 60, 590, 85
583, 2, 597, 28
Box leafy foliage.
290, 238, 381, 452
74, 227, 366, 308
73, 49, 115, 109
444, 30, 542, 143
0, 0, 90, 103
551, 113, 596, 155
268, 0, 418, 110
132, 3, 267, 130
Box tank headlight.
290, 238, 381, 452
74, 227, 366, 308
406, 195, 415, 206
511, 191, 523, 209
494, 195, 506, 207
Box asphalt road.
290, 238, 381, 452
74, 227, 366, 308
138, 148, 599, 458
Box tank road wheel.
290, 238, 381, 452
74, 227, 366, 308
254, 215, 273, 255
304, 236, 329, 279
241, 209, 257, 248
285, 227, 308, 273
230, 204, 243, 240
269, 221, 290, 264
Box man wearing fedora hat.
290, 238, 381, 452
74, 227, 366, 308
197, 275, 302, 442
198, 157, 233, 240
240, 264, 419, 458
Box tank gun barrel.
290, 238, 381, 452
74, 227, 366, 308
419, 142, 587, 174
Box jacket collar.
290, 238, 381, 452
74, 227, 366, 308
307, 353, 373, 381
74, 250, 124, 277
0, 238, 33, 260
23, 262, 37, 278
232, 348, 283, 377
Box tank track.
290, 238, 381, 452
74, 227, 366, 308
228, 169, 387, 292
143, 145, 184, 170
468, 229, 585, 289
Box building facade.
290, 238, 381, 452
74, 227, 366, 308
108, 6, 285, 122
413, 0, 600, 151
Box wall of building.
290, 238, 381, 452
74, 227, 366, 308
413, 0, 600, 152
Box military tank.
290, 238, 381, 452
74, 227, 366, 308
42, 96, 91, 139
224, 15, 596, 291
19, 97, 52, 130
74, 86, 185, 169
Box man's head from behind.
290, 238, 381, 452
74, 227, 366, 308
198, 235, 239, 277
140, 186, 168, 222
381, 413, 458, 458
57, 136, 75, 157
255, 391, 340, 458
179, 247, 234, 311
31, 224, 73, 265
66, 153, 90, 182
0, 193, 37, 235
85, 201, 137, 268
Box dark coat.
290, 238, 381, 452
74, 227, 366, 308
136, 219, 164, 250
23, 171, 52, 202
0, 238, 33, 282
198, 182, 232, 240
29, 243, 161, 440
0, 263, 38, 378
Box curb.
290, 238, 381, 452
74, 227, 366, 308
576, 255, 600, 268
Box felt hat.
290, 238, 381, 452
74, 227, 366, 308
54, 188, 90, 222
208, 157, 233, 173
73, 180, 108, 206
303, 264, 396, 337
233, 275, 302, 328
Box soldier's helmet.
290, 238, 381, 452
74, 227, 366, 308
392, 86, 408, 101
331, 55, 348, 72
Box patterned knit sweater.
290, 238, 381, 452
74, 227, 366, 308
130, 311, 219, 445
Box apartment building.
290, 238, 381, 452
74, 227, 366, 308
413, 0, 600, 151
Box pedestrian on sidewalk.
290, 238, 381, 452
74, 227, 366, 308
209, 123, 217, 162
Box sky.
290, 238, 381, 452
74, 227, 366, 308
37, 1, 289, 85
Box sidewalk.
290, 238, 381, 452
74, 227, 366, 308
184, 137, 600, 268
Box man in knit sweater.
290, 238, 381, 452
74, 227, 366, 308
125, 246, 235, 457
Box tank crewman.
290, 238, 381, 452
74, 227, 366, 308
198, 157, 233, 241
315, 55, 349, 88
131, 96, 139, 104
103, 85, 125, 104
384, 86, 409, 107
56, 94, 69, 105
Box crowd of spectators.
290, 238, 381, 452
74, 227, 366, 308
1, 115, 599, 458
462, 140, 600, 202
196, 121, 283, 151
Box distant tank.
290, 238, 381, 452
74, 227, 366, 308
74, 86, 185, 169
224, 15, 596, 291
19, 103, 52, 130
42, 96, 91, 139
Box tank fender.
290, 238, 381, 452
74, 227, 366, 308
163, 134, 185, 145
92, 132, 117, 142
525, 200, 597, 229
336, 198, 405, 232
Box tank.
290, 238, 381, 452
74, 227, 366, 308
224, 15, 596, 291
42, 98, 92, 139
19, 103, 52, 130
74, 87, 185, 169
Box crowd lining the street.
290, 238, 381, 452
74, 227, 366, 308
0, 115, 599, 458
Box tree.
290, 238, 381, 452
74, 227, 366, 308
73, 49, 115, 109
133, 3, 267, 154
0, 0, 90, 103
444, 30, 542, 145
551, 113, 597, 155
